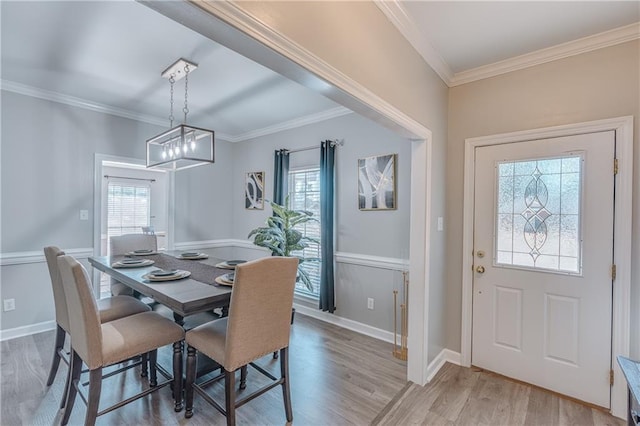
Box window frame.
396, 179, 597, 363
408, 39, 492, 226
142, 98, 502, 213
287, 166, 322, 298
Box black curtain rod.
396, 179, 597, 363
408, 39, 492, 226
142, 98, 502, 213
104, 175, 156, 183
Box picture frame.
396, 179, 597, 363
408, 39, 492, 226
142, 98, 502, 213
245, 171, 264, 210
358, 153, 397, 210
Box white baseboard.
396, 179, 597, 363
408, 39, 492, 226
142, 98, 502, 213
293, 303, 395, 344
0, 320, 56, 342
425, 348, 461, 382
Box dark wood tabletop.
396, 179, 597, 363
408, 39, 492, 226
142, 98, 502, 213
88, 252, 232, 318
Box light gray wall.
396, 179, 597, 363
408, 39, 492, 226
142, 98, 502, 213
1, 91, 163, 252
173, 139, 234, 243
0, 91, 164, 330
0, 91, 413, 335
231, 113, 411, 331
447, 41, 640, 358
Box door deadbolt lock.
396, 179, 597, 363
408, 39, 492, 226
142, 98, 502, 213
476, 265, 485, 274
477, 250, 485, 258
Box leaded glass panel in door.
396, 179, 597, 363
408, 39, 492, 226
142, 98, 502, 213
495, 154, 583, 274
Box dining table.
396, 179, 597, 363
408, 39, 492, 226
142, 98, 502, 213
89, 250, 243, 389
88, 250, 235, 325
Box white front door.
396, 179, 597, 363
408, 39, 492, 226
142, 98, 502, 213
471, 131, 615, 408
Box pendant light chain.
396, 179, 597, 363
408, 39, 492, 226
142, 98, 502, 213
183, 64, 190, 124
168, 74, 175, 128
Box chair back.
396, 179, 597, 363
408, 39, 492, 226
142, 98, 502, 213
110, 234, 157, 256
224, 257, 298, 371
44, 246, 69, 332
141, 226, 155, 235
57, 255, 103, 370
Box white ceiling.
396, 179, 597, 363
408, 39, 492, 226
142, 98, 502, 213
0, 1, 342, 141
2, 1, 639, 140
402, 1, 640, 73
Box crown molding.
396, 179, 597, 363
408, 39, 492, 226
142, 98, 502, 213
0, 79, 356, 143
0, 79, 168, 127
374, 2, 640, 88
450, 22, 640, 87
374, 0, 453, 85
228, 106, 352, 142
191, 0, 430, 141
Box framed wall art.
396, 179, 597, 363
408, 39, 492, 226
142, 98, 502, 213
358, 153, 397, 210
245, 171, 264, 210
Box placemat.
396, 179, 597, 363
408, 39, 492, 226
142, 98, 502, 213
140, 254, 228, 286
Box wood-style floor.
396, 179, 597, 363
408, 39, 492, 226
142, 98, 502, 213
372, 362, 624, 426
0, 313, 625, 425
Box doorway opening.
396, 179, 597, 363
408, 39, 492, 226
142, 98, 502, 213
94, 157, 170, 297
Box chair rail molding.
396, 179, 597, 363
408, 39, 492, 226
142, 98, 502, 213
0, 248, 93, 266
175, 239, 409, 271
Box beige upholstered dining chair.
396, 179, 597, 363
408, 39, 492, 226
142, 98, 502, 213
57, 255, 185, 426
184, 257, 298, 426
109, 234, 157, 296
44, 246, 152, 408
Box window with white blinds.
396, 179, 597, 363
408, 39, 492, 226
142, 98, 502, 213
107, 182, 150, 254
288, 168, 321, 297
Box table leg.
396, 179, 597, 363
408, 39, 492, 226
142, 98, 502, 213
173, 312, 185, 326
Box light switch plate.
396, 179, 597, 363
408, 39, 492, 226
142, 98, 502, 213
80, 210, 89, 220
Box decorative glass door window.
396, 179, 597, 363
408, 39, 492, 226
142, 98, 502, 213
495, 155, 583, 274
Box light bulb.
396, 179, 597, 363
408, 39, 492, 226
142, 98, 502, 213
162, 150, 167, 160
174, 146, 180, 156
183, 144, 188, 154
191, 140, 196, 151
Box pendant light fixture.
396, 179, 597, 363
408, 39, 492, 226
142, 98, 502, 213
146, 58, 214, 171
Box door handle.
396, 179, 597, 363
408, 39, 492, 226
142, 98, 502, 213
476, 266, 485, 274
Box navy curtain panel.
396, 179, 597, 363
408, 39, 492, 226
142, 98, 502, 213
273, 149, 290, 206
319, 140, 336, 313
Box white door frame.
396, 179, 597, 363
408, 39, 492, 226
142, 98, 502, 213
92, 154, 176, 289
460, 116, 633, 418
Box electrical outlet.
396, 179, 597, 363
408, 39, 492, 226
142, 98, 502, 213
367, 298, 374, 310
437, 217, 444, 231
3, 299, 15, 312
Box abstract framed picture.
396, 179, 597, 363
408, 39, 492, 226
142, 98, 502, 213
358, 153, 397, 210
245, 171, 264, 210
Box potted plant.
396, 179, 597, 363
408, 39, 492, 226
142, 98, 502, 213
247, 198, 319, 292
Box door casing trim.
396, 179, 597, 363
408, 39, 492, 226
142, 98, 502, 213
461, 116, 633, 418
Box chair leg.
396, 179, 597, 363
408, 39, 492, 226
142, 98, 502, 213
273, 351, 279, 360
61, 350, 83, 426
140, 353, 148, 378
185, 345, 197, 418
225, 369, 236, 426
239, 365, 247, 390
280, 347, 293, 422
46, 325, 66, 386
85, 368, 102, 426
60, 351, 71, 409
173, 341, 183, 412
149, 350, 158, 387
